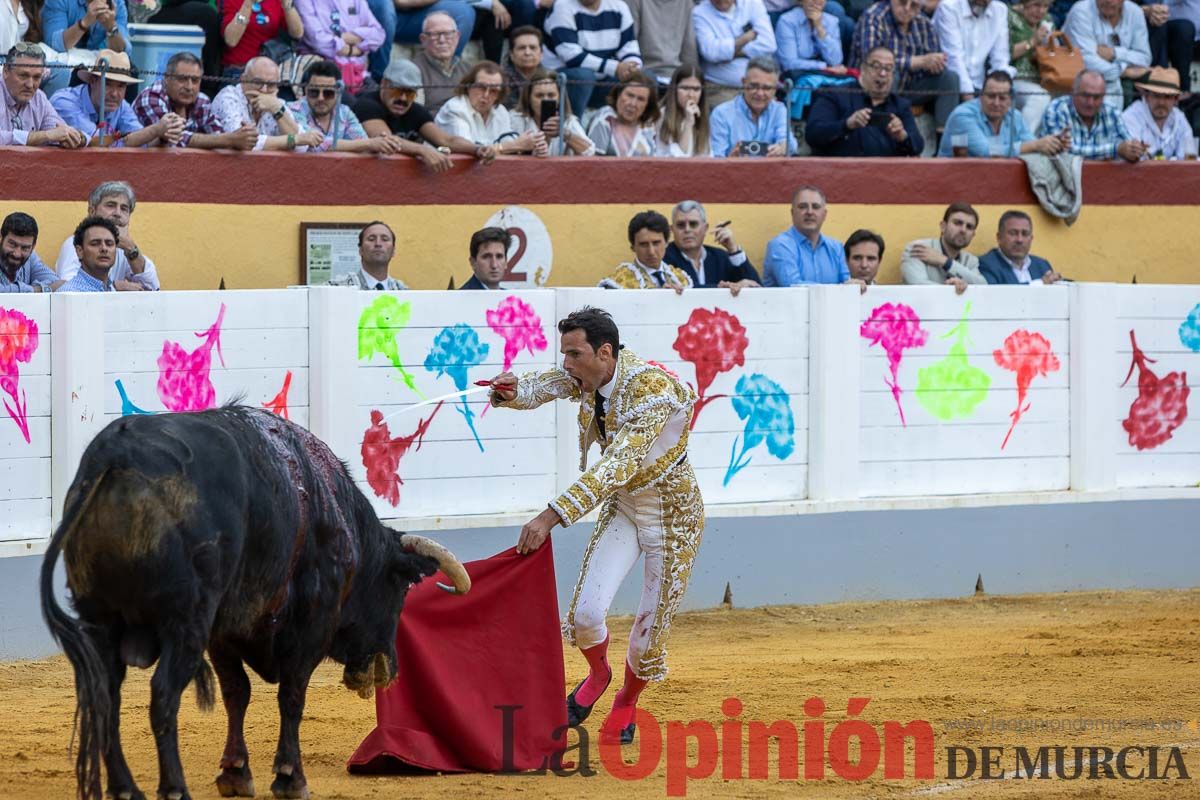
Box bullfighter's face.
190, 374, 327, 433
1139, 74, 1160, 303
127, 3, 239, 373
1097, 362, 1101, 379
560, 329, 615, 394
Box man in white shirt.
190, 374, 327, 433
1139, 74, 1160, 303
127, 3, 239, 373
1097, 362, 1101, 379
55, 181, 161, 291
1121, 66, 1192, 160
934, 0, 1012, 100
210, 56, 323, 151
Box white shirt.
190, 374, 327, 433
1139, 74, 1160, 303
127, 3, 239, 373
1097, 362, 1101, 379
434, 95, 515, 145
999, 251, 1042, 285
1121, 99, 1192, 160
55, 237, 161, 290
680, 246, 748, 285
1, 0, 30, 53
935, 0, 1012, 94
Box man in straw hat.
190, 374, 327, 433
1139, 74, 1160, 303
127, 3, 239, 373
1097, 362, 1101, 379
1121, 66, 1194, 159
50, 50, 185, 147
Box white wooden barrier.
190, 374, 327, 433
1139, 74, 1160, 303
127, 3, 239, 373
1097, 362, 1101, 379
1, 283, 1198, 549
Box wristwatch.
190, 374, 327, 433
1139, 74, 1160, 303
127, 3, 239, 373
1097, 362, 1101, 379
235, 12, 248, 23
106, 26, 119, 37
125, 246, 140, 262
76, 18, 89, 32
272, 107, 286, 120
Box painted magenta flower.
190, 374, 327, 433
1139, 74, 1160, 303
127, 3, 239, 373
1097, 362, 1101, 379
1122, 330, 1189, 451
673, 307, 749, 428
425, 324, 490, 451
860, 302, 928, 426
359, 295, 422, 397
0, 306, 40, 443
724, 373, 794, 486
156, 303, 225, 412
993, 329, 1060, 449
486, 296, 548, 371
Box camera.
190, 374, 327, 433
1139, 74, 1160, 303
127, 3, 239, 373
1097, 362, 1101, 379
739, 140, 769, 157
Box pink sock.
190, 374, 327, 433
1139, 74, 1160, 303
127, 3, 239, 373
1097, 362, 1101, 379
602, 662, 648, 736
574, 635, 611, 707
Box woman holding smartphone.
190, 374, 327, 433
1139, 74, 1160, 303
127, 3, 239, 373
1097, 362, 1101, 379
655, 64, 711, 157
510, 68, 596, 156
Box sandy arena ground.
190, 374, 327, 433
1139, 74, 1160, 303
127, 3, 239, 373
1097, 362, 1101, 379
2, 588, 1198, 799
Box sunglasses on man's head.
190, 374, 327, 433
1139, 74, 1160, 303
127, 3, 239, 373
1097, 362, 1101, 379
10, 41, 42, 57
306, 87, 338, 100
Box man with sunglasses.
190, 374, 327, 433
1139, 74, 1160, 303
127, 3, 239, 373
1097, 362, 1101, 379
287, 60, 402, 152
663, 200, 760, 294
133, 52, 259, 150
1038, 68, 1146, 160
211, 55, 324, 150
1, 44, 86, 148
355, 58, 496, 171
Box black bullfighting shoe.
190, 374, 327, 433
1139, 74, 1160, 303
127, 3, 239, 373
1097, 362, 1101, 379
620, 722, 636, 745
566, 672, 612, 727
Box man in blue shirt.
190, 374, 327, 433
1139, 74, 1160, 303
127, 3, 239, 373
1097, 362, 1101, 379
939, 71, 1070, 157
51, 51, 183, 148
43, 0, 130, 54
0, 213, 59, 294
56, 217, 120, 293
764, 185, 863, 288
709, 55, 797, 156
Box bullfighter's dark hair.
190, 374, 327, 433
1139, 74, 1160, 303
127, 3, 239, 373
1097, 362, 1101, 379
558, 306, 620, 356
73, 215, 119, 248
627, 210, 670, 247
469, 226, 511, 260
844, 228, 886, 260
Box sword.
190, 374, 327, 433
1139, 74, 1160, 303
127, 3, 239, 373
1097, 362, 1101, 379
376, 380, 511, 423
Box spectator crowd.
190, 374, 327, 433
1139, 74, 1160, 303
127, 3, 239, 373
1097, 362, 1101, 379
3, 0, 1199, 160
2, 180, 1072, 293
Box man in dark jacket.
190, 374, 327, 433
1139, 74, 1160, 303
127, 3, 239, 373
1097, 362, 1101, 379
979, 210, 1064, 285
460, 226, 510, 290
805, 45, 923, 157
663, 200, 761, 294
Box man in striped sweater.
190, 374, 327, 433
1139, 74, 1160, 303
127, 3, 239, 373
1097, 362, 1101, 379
543, 0, 643, 114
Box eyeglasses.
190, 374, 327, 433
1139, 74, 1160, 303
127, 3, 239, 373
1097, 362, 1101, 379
252, 1, 269, 25
167, 73, 202, 85
865, 60, 895, 73
745, 82, 775, 93
423, 30, 457, 41
471, 83, 503, 95
382, 85, 417, 101
306, 87, 338, 100
247, 78, 279, 92
674, 220, 703, 229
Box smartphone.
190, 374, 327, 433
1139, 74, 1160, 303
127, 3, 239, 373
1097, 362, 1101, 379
539, 99, 558, 129
742, 22, 754, 33
868, 110, 891, 128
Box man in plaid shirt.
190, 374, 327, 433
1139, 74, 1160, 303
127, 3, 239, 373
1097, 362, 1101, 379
133, 52, 258, 150
850, 0, 959, 129
1037, 69, 1146, 161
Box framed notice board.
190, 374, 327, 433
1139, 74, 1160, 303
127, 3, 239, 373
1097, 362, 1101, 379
300, 222, 363, 285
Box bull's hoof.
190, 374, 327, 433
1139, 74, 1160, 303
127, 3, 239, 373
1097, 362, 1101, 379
155, 790, 191, 800
215, 764, 256, 798
106, 787, 146, 800
270, 771, 310, 800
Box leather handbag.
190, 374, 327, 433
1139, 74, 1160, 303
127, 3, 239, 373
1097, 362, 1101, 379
1036, 32, 1085, 93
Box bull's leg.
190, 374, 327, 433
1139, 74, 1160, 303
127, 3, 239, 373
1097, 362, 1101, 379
89, 627, 144, 800
209, 645, 254, 798
269, 667, 315, 800
148, 637, 206, 800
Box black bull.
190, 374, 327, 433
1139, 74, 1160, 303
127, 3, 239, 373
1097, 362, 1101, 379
39, 407, 470, 800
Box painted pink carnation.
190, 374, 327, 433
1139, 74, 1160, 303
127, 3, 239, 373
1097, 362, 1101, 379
860, 303, 928, 426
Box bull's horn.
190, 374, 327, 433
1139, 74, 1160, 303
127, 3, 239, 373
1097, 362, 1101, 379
400, 534, 471, 595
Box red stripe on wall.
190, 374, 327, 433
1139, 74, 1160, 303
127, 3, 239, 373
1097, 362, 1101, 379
2, 147, 1197, 206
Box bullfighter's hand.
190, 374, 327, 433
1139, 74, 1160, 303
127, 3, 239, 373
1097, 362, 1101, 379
517, 507, 561, 554
489, 372, 517, 402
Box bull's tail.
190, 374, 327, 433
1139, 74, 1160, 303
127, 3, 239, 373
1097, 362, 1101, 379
39, 470, 112, 800
194, 657, 216, 712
